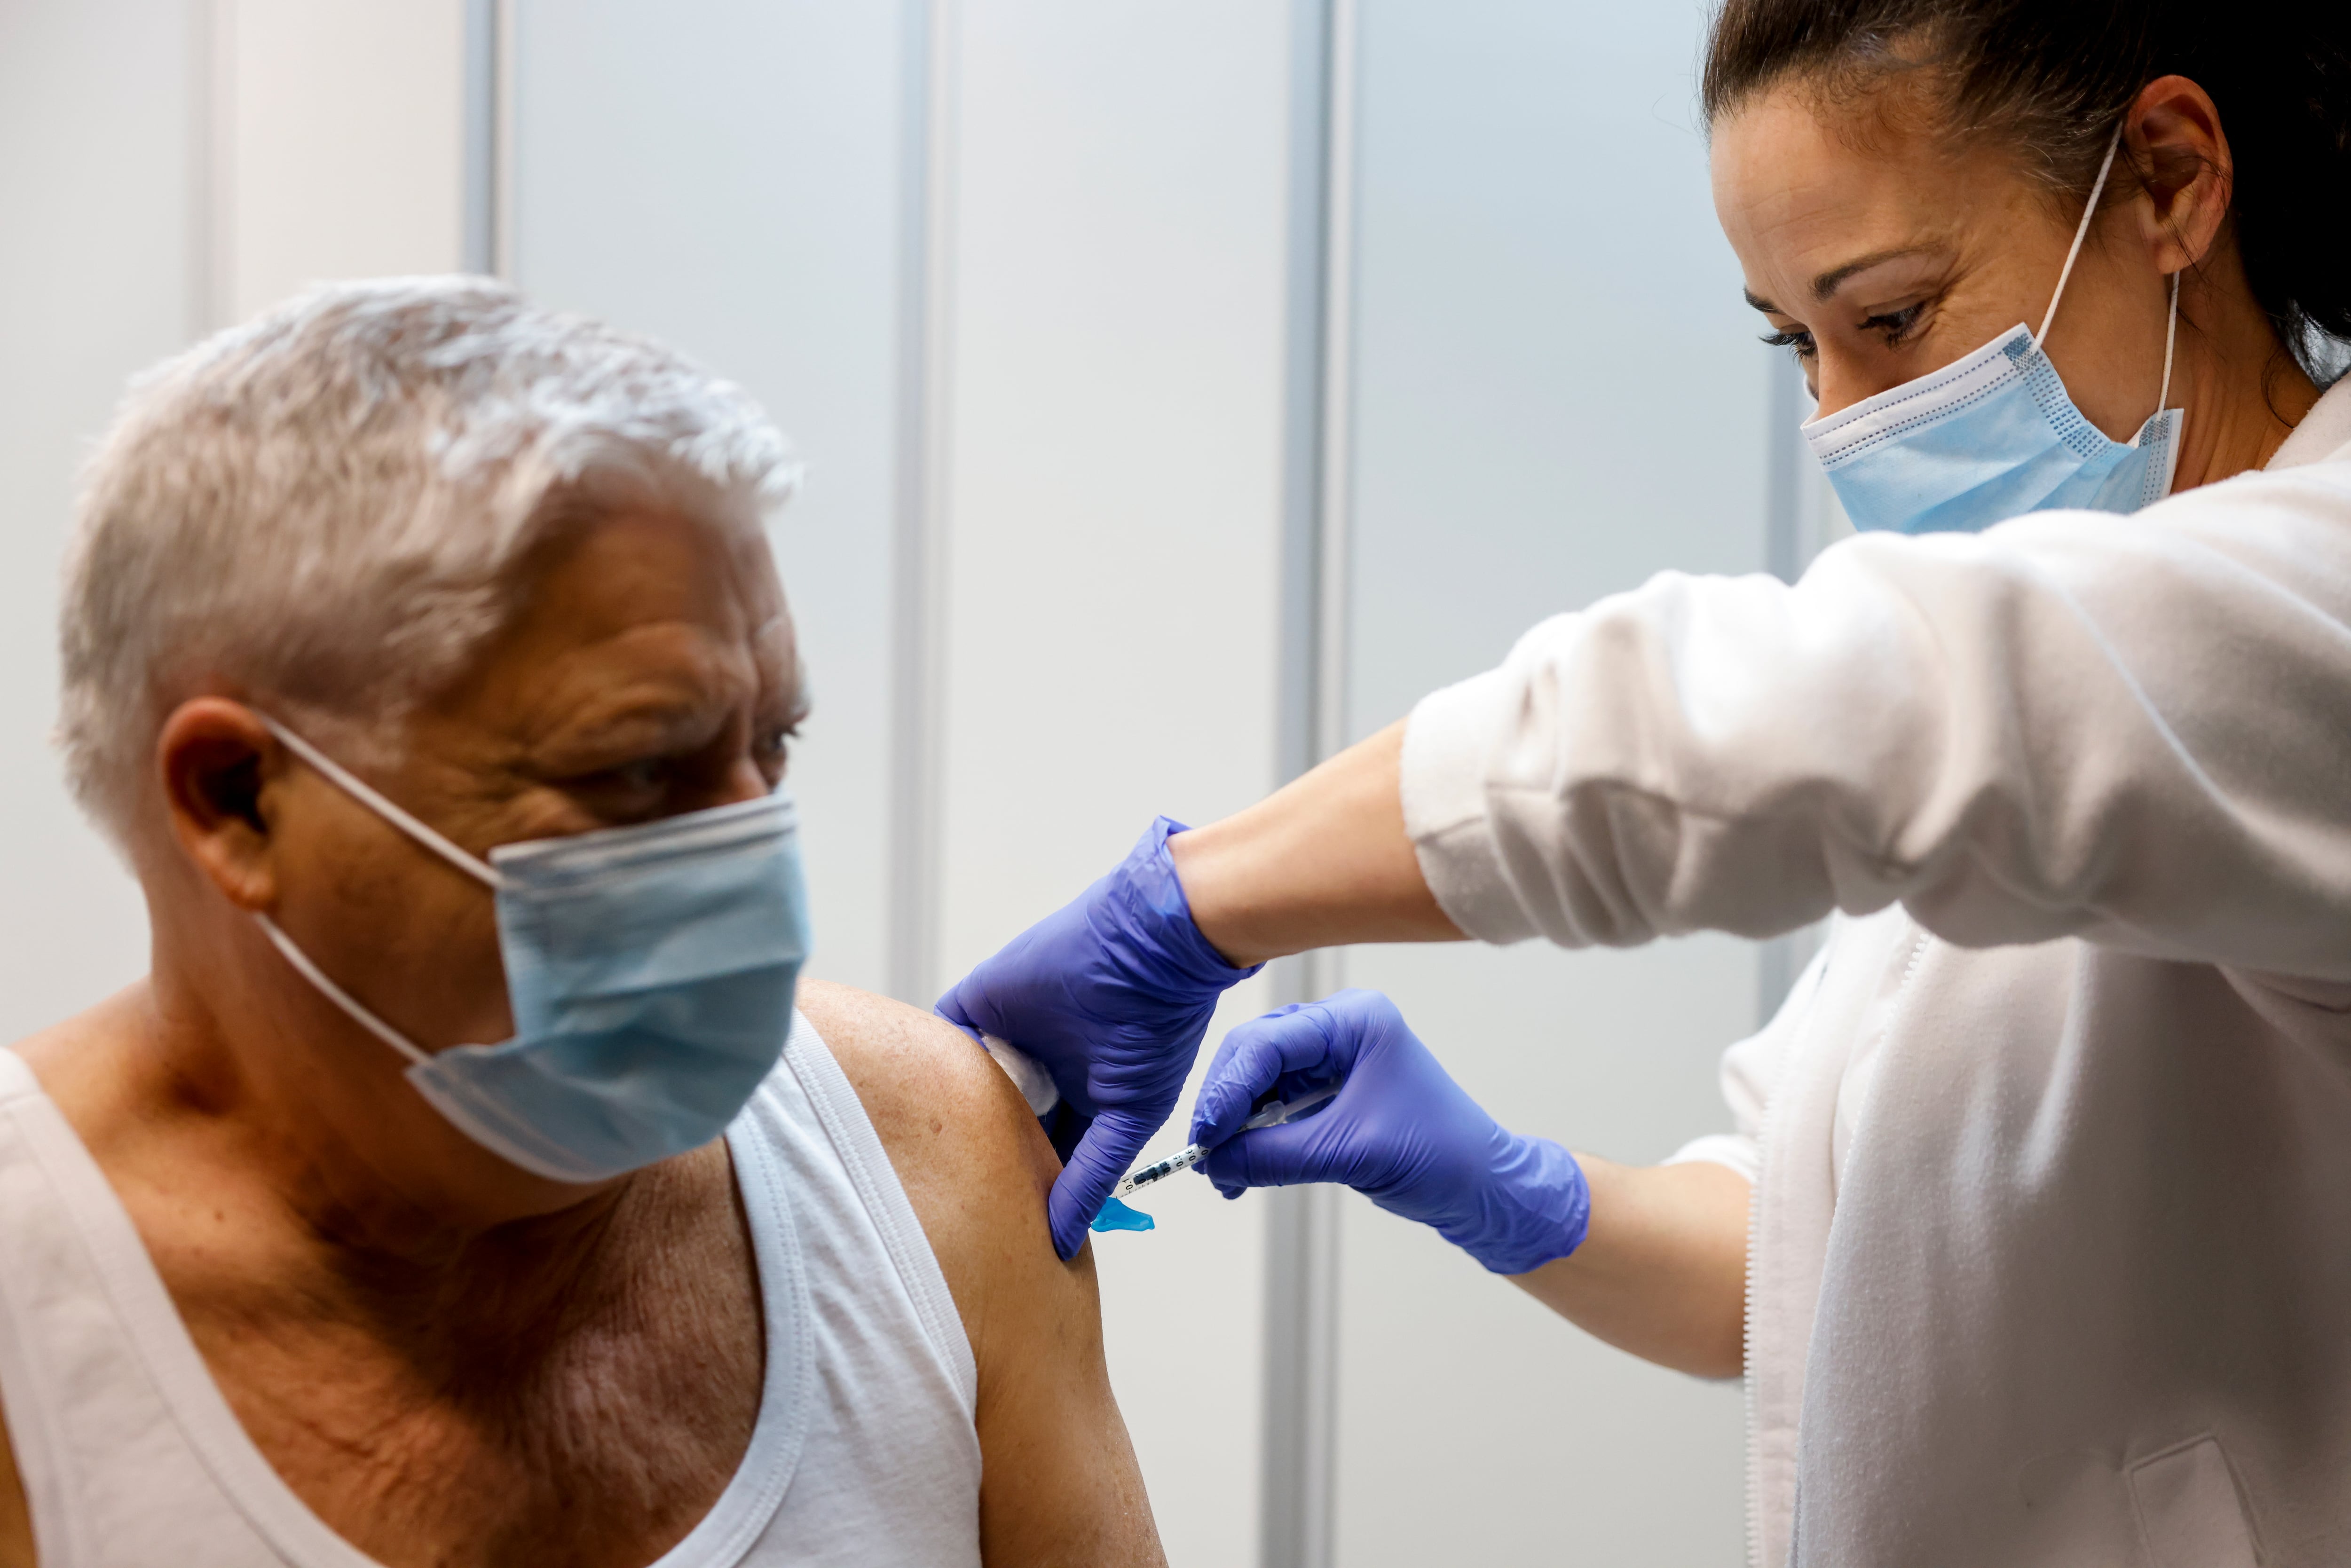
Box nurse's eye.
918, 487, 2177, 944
1862, 302, 1927, 346
1760, 326, 1815, 362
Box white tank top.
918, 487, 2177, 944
0, 1013, 982, 1568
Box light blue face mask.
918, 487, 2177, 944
254, 717, 810, 1183
1801, 126, 2184, 536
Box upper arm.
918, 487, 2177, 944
793, 981, 1165, 1568
0, 1418, 31, 1568
1427, 493, 2351, 976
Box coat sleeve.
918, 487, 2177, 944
1399, 460, 2351, 981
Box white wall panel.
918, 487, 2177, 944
0, 1, 193, 1041
1331, 1, 1766, 1561
509, 0, 907, 997
2, 6, 1778, 1557
936, 3, 1294, 1560
220, 0, 466, 323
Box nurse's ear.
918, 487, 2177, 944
2123, 74, 2234, 276
156, 697, 285, 912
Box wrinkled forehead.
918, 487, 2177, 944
437, 505, 800, 731
1714, 90, 1945, 272
1710, 81, 2056, 301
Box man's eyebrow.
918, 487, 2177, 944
779, 676, 813, 729
1743, 288, 1782, 316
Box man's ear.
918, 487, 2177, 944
2127, 74, 2233, 275
158, 698, 284, 911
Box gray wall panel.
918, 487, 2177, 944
935, 6, 1294, 1558
509, 0, 906, 996
1332, 2, 1767, 1560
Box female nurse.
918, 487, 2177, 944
940, 3, 2351, 1559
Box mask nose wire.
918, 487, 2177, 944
256, 715, 505, 890
2036, 121, 2126, 349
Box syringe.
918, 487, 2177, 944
1112, 1084, 1340, 1200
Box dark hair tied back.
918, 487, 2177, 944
1703, 0, 2351, 385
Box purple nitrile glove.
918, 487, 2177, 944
1191, 989, 1589, 1275
938, 817, 1260, 1259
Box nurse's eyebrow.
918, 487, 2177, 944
1807, 246, 1935, 304
1744, 246, 1943, 319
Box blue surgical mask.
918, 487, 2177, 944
1802, 126, 2184, 536
254, 717, 810, 1183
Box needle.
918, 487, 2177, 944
1112, 1084, 1340, 1200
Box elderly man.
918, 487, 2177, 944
0, 280, 1161, 1567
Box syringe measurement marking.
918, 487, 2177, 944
1114, 1143, 1207, 1199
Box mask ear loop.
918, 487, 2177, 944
247, 713, 504, 1067
2037, 122, 2126, 348
257, 715, 504, 890
2157, 268, 2179, 415
252, 914, 436, 1067
2129, 268, 2185, 458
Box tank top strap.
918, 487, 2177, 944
773, 1015, 978, 1410
0, 1047, 319, 1566
0, 1023, 981, 1568
715, 1015, 983, 1565
0, 1047, 40, 1101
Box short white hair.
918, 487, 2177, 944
61, 276, 798, 845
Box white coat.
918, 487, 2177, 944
1397, 378, 2351, 1568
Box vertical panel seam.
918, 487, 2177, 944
459, 0, 500, 276
1263, 2, 1352, 1564
887, 0, 957, 1007
187, 0, 234, 337
491, 0, 517, 278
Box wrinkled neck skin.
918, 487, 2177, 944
21, 874, 648, 1349
2160, 229, 2319, 489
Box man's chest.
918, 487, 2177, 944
134, 1166, 769, 1568
191, 1292, 765, 1568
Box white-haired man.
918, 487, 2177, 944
0, 280, 1162, 1567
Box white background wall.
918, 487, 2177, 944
507, 0, 909, 1002
0, 5, 1777, 1562
0, 1, 189, 1042
215, 0, 465, 323
1326, 4, 1761, 1562
935, 7, 1295, 1560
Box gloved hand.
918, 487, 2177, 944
1191, 989, 1589, 1275
938, 817, 1260, 1259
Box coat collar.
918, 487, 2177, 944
2269, 373, 2351, 470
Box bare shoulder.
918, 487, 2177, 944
790, 981, 1061, 1297
790, 980, 1163, 1566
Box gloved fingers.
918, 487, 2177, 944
1195, 1113, 1349, 1192
931, 990, 984, 1046
1043, 1101, 1091, 1164
1188, 1003, 1344, 1146
1048, 1108, 1165, 1261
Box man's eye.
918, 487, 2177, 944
1760, 326, 1815, 361
609, 757, 666, 792
753, 725, 796, 772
